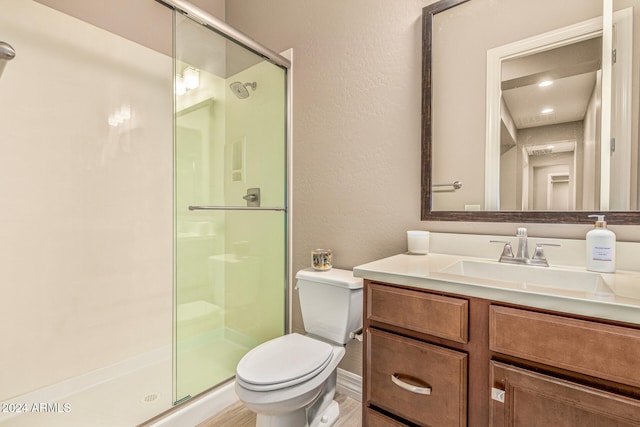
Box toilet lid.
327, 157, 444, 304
236, 333, 333, 391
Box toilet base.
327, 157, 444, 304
255, 399, 340, 427
256, 408, 306, 427
310, 400, 339, 427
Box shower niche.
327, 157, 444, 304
229, 137, 246, 182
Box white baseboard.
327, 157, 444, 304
336, 368, 362, 402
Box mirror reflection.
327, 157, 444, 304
425, 0, 640, 218
492, 23, 605, 211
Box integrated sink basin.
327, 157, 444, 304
439, 260, 613, 295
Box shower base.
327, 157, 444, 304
0, 332, 250, 427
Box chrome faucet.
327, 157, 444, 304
515, 227, 529, 261
491, 228, 560, 267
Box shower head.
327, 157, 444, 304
229, 81, 257, 99
0, 41, 16, 78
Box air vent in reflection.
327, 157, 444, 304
528, 148, 553, 156
517, 113, 557, 127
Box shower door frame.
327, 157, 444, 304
160, 0, 293, 401
157, 0, 291, 69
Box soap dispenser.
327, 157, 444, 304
586, 215, 616, 273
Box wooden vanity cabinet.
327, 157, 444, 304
363, 279, 640, 426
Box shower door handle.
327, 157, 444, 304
189, 188, 271, 211
243, 188, 260, 207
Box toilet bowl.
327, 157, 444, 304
234, 268, 363, 427
235, 334, 345, 426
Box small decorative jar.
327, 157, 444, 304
311, 249, 333, 271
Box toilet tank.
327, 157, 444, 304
296, 268, 363, 345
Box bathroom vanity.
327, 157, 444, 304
355, 233, 640, 426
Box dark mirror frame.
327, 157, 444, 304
421, 0, 640, 225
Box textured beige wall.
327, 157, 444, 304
225, 0, 640, 378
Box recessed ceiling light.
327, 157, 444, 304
541, 108, 554, 114
539, 80, 553, 87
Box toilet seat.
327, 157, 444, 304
236, 333, 333, 391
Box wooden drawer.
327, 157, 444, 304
367, 328, 467, 426
490, 305, 640, 387
366, 408, 409, 426
367, 282, 469, 343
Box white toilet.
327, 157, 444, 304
235, 268, 363, 427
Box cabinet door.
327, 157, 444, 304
367, 328, 467, 426
490, 361, 640, 426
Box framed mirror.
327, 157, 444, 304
421, 0, 640, 224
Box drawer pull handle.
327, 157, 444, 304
391, 374, 432, 395
491, 387, 505, 403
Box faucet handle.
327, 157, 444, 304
490, 239, 511, 244
534, 242, 561, 251
490, 240, 514, 260
530, 243, 560, 267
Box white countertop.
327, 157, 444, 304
354, 252, 640, 326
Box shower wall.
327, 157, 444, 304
0, 0, 173, 404
223, 61, 286, 339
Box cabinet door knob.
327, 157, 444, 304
391, 374, 432, 395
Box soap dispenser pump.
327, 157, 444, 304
586, 215, 616, 273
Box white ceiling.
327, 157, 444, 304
501, 36, 602, 130
503, 71, 597, 129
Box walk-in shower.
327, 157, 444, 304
0, 41, 15, 77
229, 81, 257, 99
0, 1, 289, 426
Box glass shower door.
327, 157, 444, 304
173, 11, 287, 402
